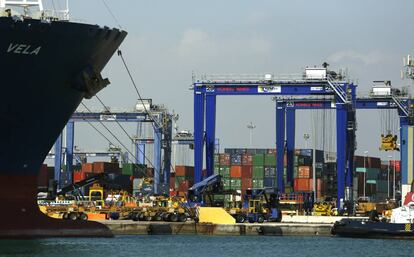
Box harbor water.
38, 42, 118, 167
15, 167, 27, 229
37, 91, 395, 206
1, 235, 413, 257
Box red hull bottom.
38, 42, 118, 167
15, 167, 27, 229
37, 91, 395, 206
0, 174, 112, 238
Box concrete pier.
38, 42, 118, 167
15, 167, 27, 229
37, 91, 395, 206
99, 220, 334, 236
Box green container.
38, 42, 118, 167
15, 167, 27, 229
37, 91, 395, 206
252, 154, 265, 166
293, 166, 298, 178
222, 178, 231, 190
219, 166, 230, 177
293, 155, 299, 165
230, 178, 241, 189
214, 165, 220, 175
252, 179, 264, 188
264, 154, 276, 166
122, 163, 146, 176
252, 166, 264, 179
214, 194, 225, 201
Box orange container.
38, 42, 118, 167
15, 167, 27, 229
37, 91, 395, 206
81, 163, 94, 173
175, 166, 194, 177
298, 166, 310, 178
294, 178, 311, 191
230, 166, 242, 178
73, 171, 87, 183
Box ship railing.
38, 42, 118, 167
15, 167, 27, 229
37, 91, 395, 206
0, 8, 69, 20
41, 9, 69, 21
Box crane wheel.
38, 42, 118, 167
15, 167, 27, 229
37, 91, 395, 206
138, 213, 146, 221
235, 215, 246, 223
144, 215, 152, 221
62, 212, 69, 219
169, 213, 179, 222
154, 215, 162, 221
178, 214, 187, 222
162, 213, 170, 222
132, 213, 140, 221
68, 212, 78, 221
79, 213, 88, 221
257, 215, 265, 223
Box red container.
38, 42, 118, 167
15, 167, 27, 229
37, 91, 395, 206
73, 171, 87, 183
309, 178, 322, 191
82, 163, 94, 173
294, 178, 311, 191
242, 154, 253, 165
175, 166, 194, 177
298, 166, 310, 178
230, 166, 242, 178
219, 154, 231, 166
178, 180, 191, 192
241, 166, 253, 178
389, 160, 401, 172
241, 178, 252, 189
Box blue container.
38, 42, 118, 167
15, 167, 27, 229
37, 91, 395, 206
230, 154, 242, 165
264, 167, 276, 177
264, 177, 276, 187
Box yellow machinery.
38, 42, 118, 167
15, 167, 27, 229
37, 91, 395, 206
89, 183, 104, 206
380, 134, 399, 151
313, 202, 334, 216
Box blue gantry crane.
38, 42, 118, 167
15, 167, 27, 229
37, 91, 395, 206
52, 100, 173, 195
275, 83, 414, 207
192, 67, 357, 210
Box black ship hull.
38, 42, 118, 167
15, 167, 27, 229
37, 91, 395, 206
331, 219, 414, 239
0, 16, 126, 238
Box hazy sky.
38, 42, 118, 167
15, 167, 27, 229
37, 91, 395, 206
61, 0, 414, 163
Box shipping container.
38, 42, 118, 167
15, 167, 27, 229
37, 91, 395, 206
241, 178, 252, 189
219, 166, 230, 177
264, 177, 276, 187
81, 163, 94, 173
264, 154, 276, 166
230, 166, 242, 178
252, 179, 264, 188
219, 154, 231, 166
241, 166, 253, 178
298, 166, 310, 178
264, 166, 276, 177
252, 154, 265, 166
222, 178, 231, 190
175, 166, 194, 177
242, 154, 253, 165
230, 154, 242, 165
252, 166, 264, 179
230, 178, 242, 189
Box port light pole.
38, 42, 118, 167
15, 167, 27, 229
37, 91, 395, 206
364, 151, 368, 199
247, 122, 256, 148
